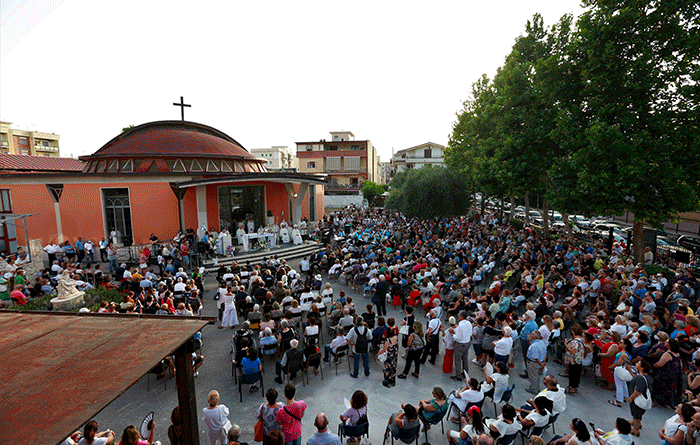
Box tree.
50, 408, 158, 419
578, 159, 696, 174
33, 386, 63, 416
551, 0, 700, 262
361, 181, 383, 206
386, 166, 471, 218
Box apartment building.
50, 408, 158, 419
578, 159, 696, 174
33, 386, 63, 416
251, 145, 297, 170
0, 121, 61, 157
295, 131, 377, 188
390, 142, 445, 178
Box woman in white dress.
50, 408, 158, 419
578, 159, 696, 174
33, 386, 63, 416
202, 390, 229, 445
448, 377, 484, 421
219, 286, 238, 329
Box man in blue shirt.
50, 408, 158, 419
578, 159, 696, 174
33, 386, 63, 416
525, 330, 548, 394
519, 310, 538, 376
306, 413, 341, 445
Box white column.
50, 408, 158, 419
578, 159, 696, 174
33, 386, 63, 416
284, 183, 308, 225
54, 202, 64, 243
195, 185, 208, 229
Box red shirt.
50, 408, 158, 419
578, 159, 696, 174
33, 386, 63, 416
276, 401, 307, 442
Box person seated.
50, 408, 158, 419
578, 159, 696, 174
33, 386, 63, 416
592, 417, 633, 445
307, 413, 341, 445
447, 405, 486, 445
486, 404, 521, 440
323, 328, 348, 363
338, 308, 355, 329
482, 361, 510, 401
339, 390, 369, 444
522, 375, 567, 415
386, 404, 421, 439
547, 418, 593, 445
241, 349, 262, 392
417, 386, 448, 430
116, 423, 156, 445
448, 378, 485, 422
515, 396, 552, 430
274, 339, 305, 384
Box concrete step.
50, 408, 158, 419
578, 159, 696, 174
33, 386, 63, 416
202, 241, 320, 271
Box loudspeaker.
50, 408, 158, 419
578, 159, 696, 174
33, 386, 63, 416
675, 250, 691, 263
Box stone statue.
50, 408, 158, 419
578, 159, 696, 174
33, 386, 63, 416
56, 269, 80, 300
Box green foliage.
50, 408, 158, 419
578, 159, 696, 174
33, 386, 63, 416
361, 181, 384, 205
386, 166, 471, 218
20, 295, 53, 311
122, 125, 135, 132
446, 3, 700, 252
644, 264, 674, 280
83, 287, 123, 311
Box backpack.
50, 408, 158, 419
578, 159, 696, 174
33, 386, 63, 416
354, 327, 369, 353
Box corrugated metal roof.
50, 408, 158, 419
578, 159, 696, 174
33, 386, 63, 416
0, 312, 209, 445
0, 154, 84, 172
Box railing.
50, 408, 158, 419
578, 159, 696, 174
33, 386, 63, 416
325, 182, 364, 190
35, 145, 59, 152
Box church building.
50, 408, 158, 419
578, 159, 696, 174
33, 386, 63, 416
0, 120, 325, 254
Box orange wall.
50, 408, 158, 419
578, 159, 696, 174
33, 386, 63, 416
0, 179, 323, 248
0, 182, 183, 246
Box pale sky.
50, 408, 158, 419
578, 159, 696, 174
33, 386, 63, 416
0, 0, 584, 162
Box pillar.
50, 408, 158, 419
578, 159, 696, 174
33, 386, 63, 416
46, 184, 64, 243
174, 340, 200, 445
169, 183, 187, 234
284, 183, 308, 225
195, 185, 207, 230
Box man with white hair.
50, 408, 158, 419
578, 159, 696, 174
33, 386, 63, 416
275, 338, 305, 384
519, 310, 538, 374
373, 274, 389, 316
421, 309, 443, 365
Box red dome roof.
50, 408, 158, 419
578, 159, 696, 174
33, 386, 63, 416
83, 121, 258, 160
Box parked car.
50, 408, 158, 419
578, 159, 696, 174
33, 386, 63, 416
569, 215, 591, 227
677, 235, 700, 254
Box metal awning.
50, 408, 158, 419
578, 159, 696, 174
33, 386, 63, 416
0, 312, 210, 445
0, 213, 36, 259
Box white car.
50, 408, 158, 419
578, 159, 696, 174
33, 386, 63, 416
569, 215, 591, 227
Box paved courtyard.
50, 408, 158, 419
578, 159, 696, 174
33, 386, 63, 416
87, 269, 673, 445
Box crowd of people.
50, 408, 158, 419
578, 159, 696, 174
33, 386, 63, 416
41, 203, 700, 445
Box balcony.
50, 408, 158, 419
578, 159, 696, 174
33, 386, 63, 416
35, 145, 59, 152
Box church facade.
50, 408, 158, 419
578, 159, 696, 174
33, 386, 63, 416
0, 121, 325, 253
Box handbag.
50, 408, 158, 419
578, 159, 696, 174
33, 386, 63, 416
614, 365, 633, 382
378, 351, 388, 363
634, 376, 653, 410
399, 325, 410, 336
254, 417, 264, 442
219, 406, 232, 437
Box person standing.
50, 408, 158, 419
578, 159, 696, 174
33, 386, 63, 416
627, 360, 653, 437
202, 390, 229, 445
398, 321, 425, 379
99, 237, 108, 263
107, 242, 118, 275
524, 330, 547, 394
346, 317, 371, 378
451, 311, 473, 381
276, 384, 307, 445
373, 274, 389, 317
421, 309, 443, 365
564, 324, 585, 395
84, 239, 95, 265
379, 328, 399, 387
306, 413, 341, 445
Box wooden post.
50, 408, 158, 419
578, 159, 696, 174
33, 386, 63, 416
174, 340, 200, 445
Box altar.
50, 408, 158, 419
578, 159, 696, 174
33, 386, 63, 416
241, 233, 277, 252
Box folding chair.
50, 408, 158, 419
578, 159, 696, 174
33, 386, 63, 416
418, 406, 447, 445
304, 351, 324, 382
384, 424, 419, 445
339, 421, 369, 443
284, 355, 306, 386
542, 412, 559, 435
518, 424, 545, 445
238, 370, 265, 402
147, 359, 172, 391
496, 432, 517, 445
493, 384, 515, 417
334, 344, 351, 375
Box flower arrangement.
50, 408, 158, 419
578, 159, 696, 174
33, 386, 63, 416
254, 238, 269, 252
226, 245, 235, 256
